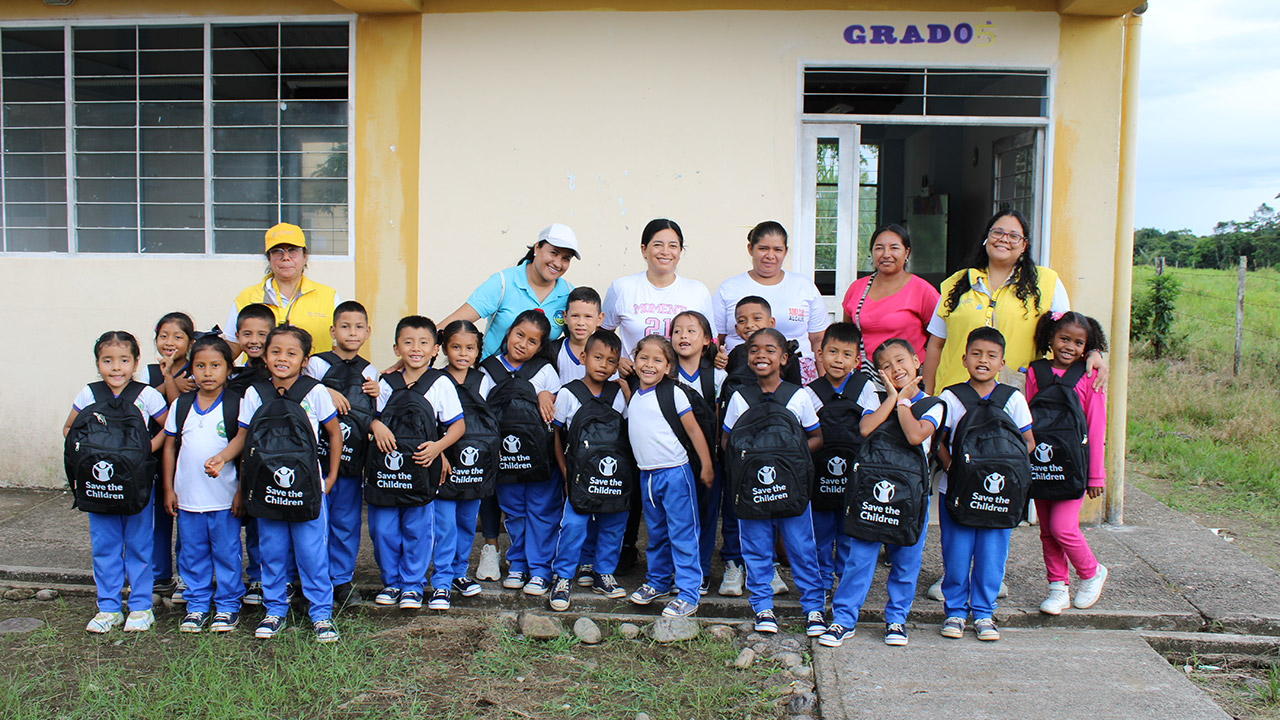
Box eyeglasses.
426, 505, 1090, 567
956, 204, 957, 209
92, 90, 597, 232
988, 228, 1026, 244
268, 246, 305, 259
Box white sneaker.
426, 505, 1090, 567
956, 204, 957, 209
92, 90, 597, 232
86, 611, 123, 634
1039, 581, 1071, 615
123, 609, 155, 632
476, 545, 501, 582
926, 578, 943, 601
1073, 564, 1108, 609
770, 564, 789, 595
718, 560, 745, 597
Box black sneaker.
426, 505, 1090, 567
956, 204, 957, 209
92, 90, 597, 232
285, 582, 298, 604
884, 622, 908, 646
452, 577, 482, 597
591, 573, 626, 599
428, 588, 451, 611
575, 564, 595, 588
374, 586, 402, 606
753, 609, 779, 634
333, 582, 361, 610
313, 619, 339, 643
549, 577, 572, 611
818, 623, 855, 648
179, 611, 207, 633
242, 580, 263, 606
210, 612, 239, 633
805, 610, 828, 637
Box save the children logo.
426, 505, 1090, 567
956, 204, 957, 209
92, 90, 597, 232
503, 435, 522, 454
984, 472, 1005, 494
341, 423, 352, 441
873, 479, 896, 504
91, 460, 114, 483
1034, 443, 1053, 464
827, 456, 847, 476
459, 446, 479, 466
273, 467, 295, 489
757, 466, 776, 485
384, 451, 404, 471
598, 456, 618, 477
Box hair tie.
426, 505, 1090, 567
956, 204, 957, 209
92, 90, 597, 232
1051, 311, 1065, 321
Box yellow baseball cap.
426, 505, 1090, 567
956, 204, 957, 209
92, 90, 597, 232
264, 222, 307, 251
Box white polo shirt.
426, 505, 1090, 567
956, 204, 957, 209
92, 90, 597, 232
163, 392, 238, 512
480, 354, 561, 396
722, 385, 821, 434
375, 371, 465, 426
72, 383, 168, 422
237, 381, 338, 440
304, 355, 378, 385
854, 386, 945, 454
934, 383, 1032, 494
553, 384, 628, 432
625, 384, 692, 470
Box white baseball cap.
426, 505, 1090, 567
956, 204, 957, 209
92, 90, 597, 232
535, 222, 580, 259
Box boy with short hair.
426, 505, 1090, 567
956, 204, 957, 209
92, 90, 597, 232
935, 327, 1035, 643
304, 301, 381, 609
554, 287, 606, 385
724, 296, 801, 388
547, 329, 632, 611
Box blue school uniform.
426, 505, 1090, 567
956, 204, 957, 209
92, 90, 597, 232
145, 362, 189, 586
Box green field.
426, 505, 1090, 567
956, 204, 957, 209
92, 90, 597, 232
1127, 266, 1280, 570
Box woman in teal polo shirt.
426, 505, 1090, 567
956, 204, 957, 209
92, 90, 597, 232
440, 223, 580, 359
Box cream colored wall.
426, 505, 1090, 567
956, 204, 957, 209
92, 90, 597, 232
418, 10, 1063, 318
2, 257, 354, 488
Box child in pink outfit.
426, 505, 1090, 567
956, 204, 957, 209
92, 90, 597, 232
1025, 311, 1110, 615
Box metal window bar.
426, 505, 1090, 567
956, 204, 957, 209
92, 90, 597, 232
804, 67, 1049, 118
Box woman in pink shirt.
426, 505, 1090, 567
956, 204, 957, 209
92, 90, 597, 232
841, 224, 940, 368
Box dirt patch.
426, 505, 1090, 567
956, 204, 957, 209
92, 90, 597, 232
1164, 651, 1280, 720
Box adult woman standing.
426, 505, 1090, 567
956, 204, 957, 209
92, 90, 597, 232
921, 209, 1107, 394
603, 219, 715, 375
440, 223, 580, 359
841, 224, 940, 368
712, 221, 829, 382
223, 223, 341, 355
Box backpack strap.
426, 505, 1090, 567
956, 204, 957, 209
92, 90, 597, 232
598, 381, 621, 407
116, 381, 147, 407
383, 371, 409, 392
1029, 360, 1055, 395
764, 381, 801, 406
513, 357, 550, 381
147, 364, 164, 388
458, 368, 483, 393
565, 379, 592, 408
698, 362, 715, 405
1059, 361, 1088, 390
655, 379, 692, 444
808, 376, 837, 404
549, 338, 565, 372
222, 390, 241, 442
413, 369, 445, 397
88, 381, 114, 405
172, 392, 196, 453
480, 355, 511, 382
944, 381, 982, 410
988, 383, 1017, 411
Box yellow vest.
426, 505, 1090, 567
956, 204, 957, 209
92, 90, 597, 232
233, 274, 338, 353
933, 266, 1058, 389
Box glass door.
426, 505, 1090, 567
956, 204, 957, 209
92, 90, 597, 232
797, 123, 858, 317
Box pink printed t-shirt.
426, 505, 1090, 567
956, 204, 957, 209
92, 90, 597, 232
841, 274, 940, 363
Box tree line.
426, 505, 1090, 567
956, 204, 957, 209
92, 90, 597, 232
1134, 202, 1280, 269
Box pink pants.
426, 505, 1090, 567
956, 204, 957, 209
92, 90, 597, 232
1034, 497, 1099, 584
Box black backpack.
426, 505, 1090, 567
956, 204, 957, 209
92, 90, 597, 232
242, 378, 324, 522
808, 373, 873, 512
64, 382, 156, 515
146, 362, 191, 389
655, 378, 710, 480
843, 395, 943, 546
563, 381, 636, 514
313, 352, 375, 479
1027, 360, 1089, 500
440, 369, 499, 501
226, 363, 269, 396
364, 371, 445, 507
943, 383, 1031, 529
676, 364, 719, 458
481, 356, 554, 483
170, 389, 241, 459
724, 383, 814, 520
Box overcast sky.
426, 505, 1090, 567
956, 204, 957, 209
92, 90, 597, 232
1135, 0, 1280, 233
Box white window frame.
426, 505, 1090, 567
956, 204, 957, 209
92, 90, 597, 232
0, 14, 356, 259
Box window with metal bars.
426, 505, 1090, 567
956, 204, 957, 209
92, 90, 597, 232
803, 67, 1049, 118
0, 21, 349, 254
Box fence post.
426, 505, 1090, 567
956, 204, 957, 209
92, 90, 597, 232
1234, 256, 1246, 376
1155, 256, 1164, 275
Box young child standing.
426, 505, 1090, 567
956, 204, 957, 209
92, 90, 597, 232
935, 327, 1035, 642
146, 311, 196, 604
162, 335, 245, 633
819, 338, 944, 648
722, 328, 826, 637
1027, 311, 1109, 615
625, 335, 714, 617
480, 310, 562, 596
548, 329, 632, 611
305, 301, 380, 609
64, 331, 169, 633
367, 316, 466, 611
669, 310, 739, 596
236, 325, 343, 642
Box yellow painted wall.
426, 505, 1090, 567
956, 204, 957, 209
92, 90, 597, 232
0, 0, 349, 20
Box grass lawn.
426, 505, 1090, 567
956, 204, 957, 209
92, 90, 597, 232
0, 596, 785, 720
1127, 266, 1280, 571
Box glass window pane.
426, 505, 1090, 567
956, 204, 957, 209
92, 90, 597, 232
139, 76, 202, 102
77, 227, 137, 252
4, 102, 65, 127
137, 51, 202, 76
213, 228, 260, 254
74, 102, 134, 127
214, 178, 277, 204
74, 51, 137, 77
281, 178, 343, 206
4, 78, 63, 103
6, 128, 64, 152
212, 73, 277, 101
3, 29, 64, 54
74, 79, 136, 103
76, 152, 135, 178
301, 227, 347, 255
6, 227, 67, 252
213, 203, 273, 229
214, 127, 277, 152
213, 48, 278, 76
76, 127, 136, 153
138, 26, 202, 51
212, 25, 278, 50
6, 178, 65, 203
142, 228, 203, 253
140, 127, 201, 153
1, 52, 64, 78
213, 152, 277, 178
142, 203, 203, 229
280, 101, 345, 126
6, 153, 65, 177
280, 24, 348, 48
73, 28, 136, 52
6, 202, 65, 227
77, 178, 136, 203
140, 152, 201, 178
138, 101, 200, 127
141, 178, 201, 204
213, 101, 276, 126
78, 203, 137, 228
280, 126, 344, 150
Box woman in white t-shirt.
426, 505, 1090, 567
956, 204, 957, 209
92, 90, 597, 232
602, 219, 715, 376
711, 221, 829, 382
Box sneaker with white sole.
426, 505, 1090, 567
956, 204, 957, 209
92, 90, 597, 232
452, 577, 482, 597
428, 588, 451, 611
86, 611, 123, 634
575, 564, 594, 588
884, 623, 908, 646
927, 578, 944, 601
629, 583, 670, 606
592, 573, 626, 599
374, 586, 401, 606
770, 564, 789, 595
180, 611, 207, 633
1039, 581, 1071, 615
503, 571, 529, 590
818, 622, 853, 647
243, 580, 264, 606
549, 577, 572, 611
805, 610, 827, 637
476, 545, 501, 581
399, 590, 423, 610
973, 617, 1000, 641
1073, 564, 1108, 609
753, 609, 779, 634
523, 576, 550, 596
940, 616, 965, 639
313, 619, 339, 643
210, 612, 239, 633
123, 609, 154, 632
719, 560, 745, 596
662, 598, 698, 617
699, 577, 710, 596
255, 615, 286, 639
171, 576, 187, 604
